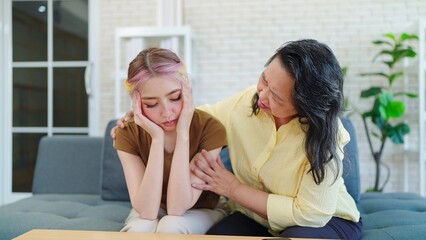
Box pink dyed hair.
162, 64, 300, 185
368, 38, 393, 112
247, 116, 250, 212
125, 47, 188, 95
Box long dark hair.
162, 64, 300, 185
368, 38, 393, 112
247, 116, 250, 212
251, 39, 344, 185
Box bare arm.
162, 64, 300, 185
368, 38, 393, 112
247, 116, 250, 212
118, 91, 166, 220
117, 141, 164, 220
166, 81, 204, 215
167, 147, 222, 215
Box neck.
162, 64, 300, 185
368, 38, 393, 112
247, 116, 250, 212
163, 130, 177, 154
274, 115, 295, 129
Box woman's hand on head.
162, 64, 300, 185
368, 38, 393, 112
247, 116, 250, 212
132, 91, 164, 139
191, 149, 241, 197
176, 81, 195, 134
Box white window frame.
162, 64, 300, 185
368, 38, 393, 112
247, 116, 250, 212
1, 0, 99, 205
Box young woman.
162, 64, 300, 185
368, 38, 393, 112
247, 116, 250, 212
114, 48, 227, 234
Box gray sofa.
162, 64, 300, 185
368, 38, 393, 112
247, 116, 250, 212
1, 119, 426, 239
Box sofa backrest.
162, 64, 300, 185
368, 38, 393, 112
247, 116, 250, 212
99, 118, 361, 203
101, 120, 130, 201
32, 136, 103, 194
341, 118, 361, 203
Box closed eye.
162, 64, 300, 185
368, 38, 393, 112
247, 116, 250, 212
144, 103, 158, 108
262, 72, 268, 85
171, 94, 182, 101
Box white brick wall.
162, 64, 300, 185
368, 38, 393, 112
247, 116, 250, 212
99, 0, 426, 193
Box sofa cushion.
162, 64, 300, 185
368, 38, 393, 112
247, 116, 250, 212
33, 136, 103, 194
359, 192, 426, 239
101, 120, 130, 201
0, 194, 131, 240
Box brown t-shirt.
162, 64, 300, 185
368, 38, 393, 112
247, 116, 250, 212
114, 109, 227, 211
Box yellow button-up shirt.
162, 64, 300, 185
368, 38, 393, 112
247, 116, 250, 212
199, 86, 360, 234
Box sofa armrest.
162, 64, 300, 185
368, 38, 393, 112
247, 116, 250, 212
32, 136, 103, 194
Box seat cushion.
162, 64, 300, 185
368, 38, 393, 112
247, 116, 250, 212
359, 192, 426, 239
0, 194, 131, 240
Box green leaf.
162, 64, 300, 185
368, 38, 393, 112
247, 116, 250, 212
360, 72, 388, 79
394, 92, 418, 98
394, 49, 417, 63
386, 123, 410, 144
372, 40, 393, 47
384, 33, 396, 41
386, 101, 405, 118
379, 92, 393, 105
384, 61, 393, 68
400, 33, 419, 41
388, 71, 403, 85
341, 67, 348, 76
406, 93, 418, 98
379, 105, 387, 119
372, 50, 394, 62
360, 87, 382, 98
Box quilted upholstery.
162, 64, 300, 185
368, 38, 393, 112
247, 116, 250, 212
359, 192, 426, 239
0, 135, 131, 240
0, 194, 130, 240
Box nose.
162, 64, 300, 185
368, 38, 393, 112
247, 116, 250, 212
160, 102, 172, 118
258, 87, 269, 103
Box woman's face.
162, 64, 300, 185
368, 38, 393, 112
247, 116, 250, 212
257, 57, 298, 125
138, 75, 183, 132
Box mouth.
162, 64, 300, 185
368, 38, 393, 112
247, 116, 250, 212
257, 100, 269, 110
162, 119, 177, 127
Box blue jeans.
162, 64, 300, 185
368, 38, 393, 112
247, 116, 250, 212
206, 211, 363, 240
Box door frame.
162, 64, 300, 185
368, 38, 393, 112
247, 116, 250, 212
1, 0, 99, 205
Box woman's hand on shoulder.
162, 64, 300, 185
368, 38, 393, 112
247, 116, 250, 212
110, 111, 134, 140
132, 91, 164, 140
176, 81, 195, 134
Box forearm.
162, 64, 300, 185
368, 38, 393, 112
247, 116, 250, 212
133, 139, 164, 220
167, 133, 195, 215
227, 182, 269, 219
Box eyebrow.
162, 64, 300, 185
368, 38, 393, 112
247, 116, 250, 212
263, 72, 284, 102
141, 89, 181, 100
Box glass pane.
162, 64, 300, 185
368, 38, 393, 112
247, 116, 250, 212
13, 133, 46, 192
13, 1, 48, 61
13, 68, 48, 127
53, 67, 88, 127
53, 0, 88, 61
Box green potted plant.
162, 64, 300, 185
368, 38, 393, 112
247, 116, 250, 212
360, 32, 418, 192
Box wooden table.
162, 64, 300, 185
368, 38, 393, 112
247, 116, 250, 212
14, 229, 313, 240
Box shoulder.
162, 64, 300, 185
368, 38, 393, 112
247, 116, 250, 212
116, 117, 140, 137
337, 118, 351, 146
231, 85, 257, 106
192, 109, 225, 129
198, 85, 257, 112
